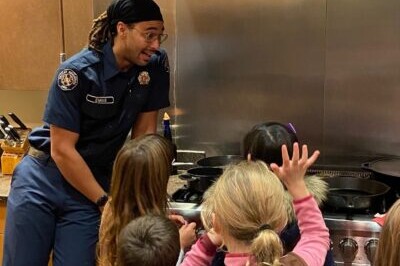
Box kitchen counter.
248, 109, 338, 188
0, 175, 11, 202
167, 174, 186, 196
0, 173, 185, 202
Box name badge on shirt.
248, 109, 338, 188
86, 94, 114, 104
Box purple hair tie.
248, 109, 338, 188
287, 123, 297, 134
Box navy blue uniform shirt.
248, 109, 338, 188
29, 41, 170, 186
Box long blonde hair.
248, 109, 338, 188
374, 199, 400, 266
202, 160, 288, 266
98, 134, 173, 266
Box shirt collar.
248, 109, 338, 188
103, 41, 120, 81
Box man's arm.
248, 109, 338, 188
50, 125, 106, 204
131, 110, 159, 139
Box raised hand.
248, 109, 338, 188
270, 143, 320, 200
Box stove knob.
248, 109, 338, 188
339, 238, 358, 263
364, 239, 379, 263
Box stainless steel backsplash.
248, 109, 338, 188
170, 0, 400, 166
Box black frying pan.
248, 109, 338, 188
325, 176, 390, 209
362, 158, 400, 180
196, 155, 243, 167
362, 157, 400, 206
179, 167, 224, 192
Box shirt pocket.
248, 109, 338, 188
126, 84, 151, 110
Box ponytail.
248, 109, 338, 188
251, 230, 283, 266
88, 11, 111, 52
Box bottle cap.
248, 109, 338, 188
163, 112, 170, 120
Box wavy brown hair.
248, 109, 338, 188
98, 134, 174, 266
203, 160, 288, 266
374, 199, 400, 266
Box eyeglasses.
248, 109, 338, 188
130, 27, 168, 44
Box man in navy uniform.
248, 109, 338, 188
3, 0, 170, 265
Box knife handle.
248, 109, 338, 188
0, 115, 10, 126
5, 127, 17, 142
0, 126, 6, 138
8, 112, 28, 129
7, 125, 21, 141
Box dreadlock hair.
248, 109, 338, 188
88, 11, 110, 52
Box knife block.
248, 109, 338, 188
1, 152, 23, 175
1, 128, 31, 175
0, 128, 31, 154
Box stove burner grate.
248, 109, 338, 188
171, 187, 203, 204
307, 169, 374, 179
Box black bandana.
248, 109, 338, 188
107, 0, 163, 33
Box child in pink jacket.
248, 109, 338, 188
181, 143, 330, 266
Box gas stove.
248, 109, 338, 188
324, 213, 381, 265
310, 166, 386, 265
170, 166, 391, 266
171, 186, 203, 204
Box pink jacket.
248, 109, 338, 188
180, 195, 330, 266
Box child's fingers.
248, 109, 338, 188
292, 142, 299, 164
306, 150, 320, 166
301, 144, 308, 163
169, 214, 186, 225
187, 222, 197, 230
270, 163, 284, 180
281, 145, 290, 166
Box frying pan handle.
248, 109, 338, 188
343, 195, 356, 208
178, 174, 198, 182
361, 162, 371, 169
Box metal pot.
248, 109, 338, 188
179, 167, 224, 192
325, 176, 390, 209
196, 155, 243, 168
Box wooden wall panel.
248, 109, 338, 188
0, 0, 60, 91
93, 0, 111, 18
0, 0, 94, 91
63, 0, 93, 57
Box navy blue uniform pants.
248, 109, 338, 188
3, 155, 101, 266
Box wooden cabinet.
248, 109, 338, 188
0, 201, 7, 264
0, 0, 93, 91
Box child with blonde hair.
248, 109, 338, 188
181, 143, 330, 266
241, 122, 333, 265
374, 199, 400, 266
98, 134, 196, 266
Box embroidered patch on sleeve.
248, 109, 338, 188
58, 69, 79, 91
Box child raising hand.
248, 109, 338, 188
181, 143, 329, 266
